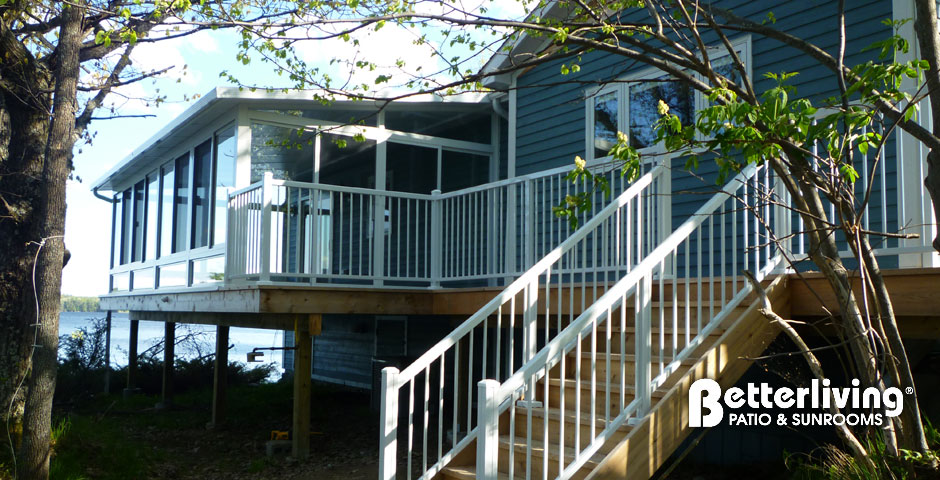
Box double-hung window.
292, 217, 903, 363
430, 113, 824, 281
585, 37, 750, 162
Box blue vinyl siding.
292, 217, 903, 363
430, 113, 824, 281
514, 0, 900, 267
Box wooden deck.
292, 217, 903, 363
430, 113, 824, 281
100, 268, 940, 335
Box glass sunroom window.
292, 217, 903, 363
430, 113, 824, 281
160, 162, 175, 257
191, 139, 212, 249
111, 194, 122, 268
250, 123, 315, 183
145, 172, 159, 261
213, 127, 236, 246
173, 153, 189, 253
121, 189, 132, 264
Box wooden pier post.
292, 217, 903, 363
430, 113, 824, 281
292, 316, 313, 459
210, 325, 229, 427
159, 322, 175, 408
124, 319, 139, 397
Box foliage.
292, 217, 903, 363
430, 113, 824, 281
59, 297, 99, 313
786, 420, 940, 480
55, 319, 277, 405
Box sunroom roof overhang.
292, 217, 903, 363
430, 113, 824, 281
90, 87, 492, 192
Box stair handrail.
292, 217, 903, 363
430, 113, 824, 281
379, 164, 669, 480
476, 163, 785, 479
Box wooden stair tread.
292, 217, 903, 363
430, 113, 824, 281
514, 405, 634, 432
499, 434, 606, 466
574, 352, 699, 365
441, 465, 511, 480
546, 378, 670, 398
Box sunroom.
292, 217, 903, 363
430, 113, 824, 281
93, 87, 506, 294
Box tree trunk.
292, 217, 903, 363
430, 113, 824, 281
0, 89, 51, 425
17, 2, 83, 478
913, 0, 940, 253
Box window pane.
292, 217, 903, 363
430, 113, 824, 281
593, 91, 618, 159
145, 173, 159, 261
111, 272, 129, 292
133, 181, 145, 262
174, 154, 190, 253
250, 123, 315, 183
132, 267, 155, 290
387, 142, 437, 194
213, 127, 236, 246
191, 140, 212, 249
159, 262, 188, 288
192, 256, 225, 285
441, 150, 489, 192
111, 194, 122, 268
628, 80, 692, 149
121, 189, 132, 264
385, 110, 491, 142
160, 163, 175, 258
319, 133, 376, 188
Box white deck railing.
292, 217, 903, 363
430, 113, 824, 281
377, 166, 670, 480
224, 160, 657, 288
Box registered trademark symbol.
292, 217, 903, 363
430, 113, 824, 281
905, 387, 914, 395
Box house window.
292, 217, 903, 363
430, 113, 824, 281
111, 194, 122, 268
586, 38, 750, 160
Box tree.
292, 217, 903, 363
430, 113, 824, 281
0, 2, 301, 478
220, 0, 940, 468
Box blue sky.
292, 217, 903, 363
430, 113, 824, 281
61, 9, 515, 296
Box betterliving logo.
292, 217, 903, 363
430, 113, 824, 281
689, 378, 904, 428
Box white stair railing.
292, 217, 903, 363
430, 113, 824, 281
475, 163, 783, 480
378, 166, 670, 480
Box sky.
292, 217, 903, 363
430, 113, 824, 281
61, 6, 522, 296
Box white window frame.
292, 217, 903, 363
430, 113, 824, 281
584, 36, 752, 164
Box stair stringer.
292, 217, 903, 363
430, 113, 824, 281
585, 276, 790, 480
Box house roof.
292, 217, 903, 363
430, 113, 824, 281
90, 87, 491, 192
479, 1, 571, 89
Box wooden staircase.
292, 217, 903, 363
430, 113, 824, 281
439, 278, 788, 480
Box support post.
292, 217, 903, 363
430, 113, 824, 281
260, 172, 274, 282
379, 367, 399, 480
124, 319, 139, 397
635, 273, 653, 416
160, 322, 175, 408
476, 379, 500, 480
103, 310, 111, 394
430, 189, 442, 288
292, 317, 312, 459
210, 325, 229, 428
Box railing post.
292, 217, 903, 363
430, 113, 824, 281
373, 192, 386, 286
430, 189, 442, 288
505, 183, 517, 283
635, 272, 652, 416
379, 367, 399, 480
476, 379, 500, 480
224, 192, 233, 283
524, 178, 536, 270
259, 172, 274, 283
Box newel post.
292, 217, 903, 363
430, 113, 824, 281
476, 379, 500, 480
379, 367, 400, 480
259, 172, 274, 282
430, 189, 442, 288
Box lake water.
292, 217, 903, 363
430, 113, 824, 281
59, 312, 284, 377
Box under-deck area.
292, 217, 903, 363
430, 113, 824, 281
99, 268, 940, 460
